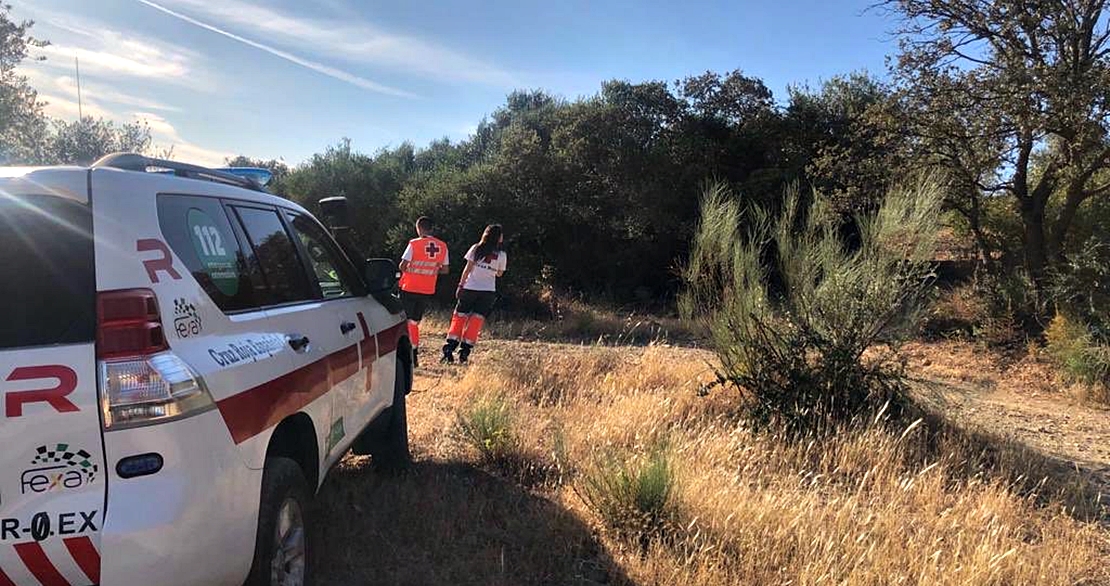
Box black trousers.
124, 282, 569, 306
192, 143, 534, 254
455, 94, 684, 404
401, 291, 432, 321
454, 289, 497, 317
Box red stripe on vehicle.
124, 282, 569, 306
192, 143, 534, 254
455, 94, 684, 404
63, 537, 99, 584
356, 313, 376, 359
13, 542, 70, 586
217, 357, 329, 444
377, 322, 405, 356
216, 320, 405, 444
327, 344, 359, 384
356, 313, 378, 391
0, 565, 16, 586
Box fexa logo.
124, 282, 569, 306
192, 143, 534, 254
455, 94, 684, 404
4, 365, 79, 418
20, 444, 99, 495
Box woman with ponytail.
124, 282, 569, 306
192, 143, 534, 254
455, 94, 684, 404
442, 224, 506, 364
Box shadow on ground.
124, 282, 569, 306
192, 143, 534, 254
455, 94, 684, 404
315, 458, 626, 586
911, 378, 1110, 523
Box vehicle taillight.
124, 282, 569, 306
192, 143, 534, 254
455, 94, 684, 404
96, 289, 214, 430
97, 289, 167, 359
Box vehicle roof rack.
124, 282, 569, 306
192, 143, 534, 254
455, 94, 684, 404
92, 152, 266, 192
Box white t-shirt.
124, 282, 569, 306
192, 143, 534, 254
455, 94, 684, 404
462, 244, 507, 292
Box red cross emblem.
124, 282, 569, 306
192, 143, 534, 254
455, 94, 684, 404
424, 241, 441, 259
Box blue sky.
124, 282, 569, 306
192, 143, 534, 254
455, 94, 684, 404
16, 0, 895, 166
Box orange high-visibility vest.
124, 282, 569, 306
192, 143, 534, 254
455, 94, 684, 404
399, 236, 449, 294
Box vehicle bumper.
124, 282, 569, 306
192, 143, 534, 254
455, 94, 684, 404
100, 409, 260, 586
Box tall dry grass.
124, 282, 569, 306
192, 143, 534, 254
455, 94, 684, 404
436, 342, 1109, 585
420, 302, 702, 348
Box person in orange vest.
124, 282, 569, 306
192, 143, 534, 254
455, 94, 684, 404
399, 216, 449, 367
442, 224, 506, 364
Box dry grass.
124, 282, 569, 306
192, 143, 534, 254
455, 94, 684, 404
1075, 381, 1110, 405
420, 302, 703, 347
317, 339, 1110, 585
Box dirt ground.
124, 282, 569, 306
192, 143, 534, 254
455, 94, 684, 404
903, 341, 1110, 491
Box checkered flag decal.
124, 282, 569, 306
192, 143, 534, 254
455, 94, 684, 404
32, 443, 98, 482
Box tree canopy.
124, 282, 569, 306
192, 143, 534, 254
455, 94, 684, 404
886, 0, 1110, 288
271, 71, 899, 304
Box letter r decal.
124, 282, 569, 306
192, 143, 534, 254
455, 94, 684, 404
137, 239, 181, 283
5, 365, 79, 417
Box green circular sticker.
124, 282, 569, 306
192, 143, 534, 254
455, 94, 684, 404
187, 208, 239, 296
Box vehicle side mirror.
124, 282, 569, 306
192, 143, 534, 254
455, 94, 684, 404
318, 196, 351, 234
364, 258, 399, 293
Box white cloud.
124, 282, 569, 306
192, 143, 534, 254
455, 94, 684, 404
53, 76, 181, 112
28, 11, 198, 82
133, 112, 234, 167
19, 69, 232, 168
23, 68, 181, 113
36, 92, 115, 121
136, 0, 416, 98
37, 41, 188, 80
154, 0, 517, 87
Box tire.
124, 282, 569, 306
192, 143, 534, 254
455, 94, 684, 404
245, 457, 313, 586
370, 357, 410, 469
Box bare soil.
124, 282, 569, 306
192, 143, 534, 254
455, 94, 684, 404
903, 341, 1110, 492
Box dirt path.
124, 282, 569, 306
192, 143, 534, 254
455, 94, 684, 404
904, 341, 1110, 491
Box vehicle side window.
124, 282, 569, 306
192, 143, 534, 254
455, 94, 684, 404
285, 212, 362, 299
0, 195, 95, 349
157, 194, 261, 312
232, 206, 314, 305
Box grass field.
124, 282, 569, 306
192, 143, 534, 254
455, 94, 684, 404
312, 325, 1110, 585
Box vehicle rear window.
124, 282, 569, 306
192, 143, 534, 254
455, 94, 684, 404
0, 195, 96, 349
233, 206, 314, 305
157, 194, 262, 312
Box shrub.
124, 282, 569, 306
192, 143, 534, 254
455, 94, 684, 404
1045, 313, 1110, 401
454, 394, 519, 464
1050, 237, 1110, 340
921, 282, 990, 340
921, 276, 1028, 348
576, 445, 677, 544
680, 177, 943, 435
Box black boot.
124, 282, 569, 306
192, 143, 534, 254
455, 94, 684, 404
459, 342, 473, 365
442, 339, 459, 364
412, 346, 420, 369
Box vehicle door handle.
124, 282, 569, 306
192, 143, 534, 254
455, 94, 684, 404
288, 335, 311, 353
340, 321, 357, 335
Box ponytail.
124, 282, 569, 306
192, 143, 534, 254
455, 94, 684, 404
472, 224, 503, 263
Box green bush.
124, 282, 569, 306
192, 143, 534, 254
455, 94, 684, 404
576, 445, 676, 542
1045, 313, 1110, 395
1050, 238, 1110, 341
681, 177, 943, 435
454, 395, 519, 464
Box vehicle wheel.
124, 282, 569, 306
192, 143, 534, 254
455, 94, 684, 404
245, 457, 312, 586
370, 357, 410, 469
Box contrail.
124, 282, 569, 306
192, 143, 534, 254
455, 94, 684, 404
136, 0, 416, 98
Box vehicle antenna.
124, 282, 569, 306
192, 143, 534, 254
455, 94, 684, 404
75, 54, 84, 120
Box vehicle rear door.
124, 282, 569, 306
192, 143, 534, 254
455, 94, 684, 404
0, 192, 107, 586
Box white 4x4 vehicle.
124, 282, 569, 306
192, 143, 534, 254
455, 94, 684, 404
0, 154, 412, 585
